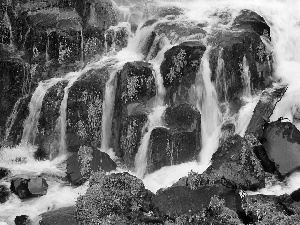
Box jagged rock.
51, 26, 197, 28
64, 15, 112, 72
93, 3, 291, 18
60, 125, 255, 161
0, 167, 10, 180
0, 185, 10, 204
39, 206, 76, 225
196, 134, 265, 190
75, 172, 160, 224
10, 177, 48, 199
245, 86, 287, 140
66, 146, 117, 185
160, 41, 206, 106
112, 61, 155, 159
262, 121, 300, 176
153, 184, 241, 219
209, 10, 273, 103
14, 215, 31, 225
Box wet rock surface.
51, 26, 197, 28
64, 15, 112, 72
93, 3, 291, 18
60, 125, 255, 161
39, 206, 76, 225
262, 121, 300, 176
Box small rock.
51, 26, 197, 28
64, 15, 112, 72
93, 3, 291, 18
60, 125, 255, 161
14, 215, 31, 225
0, 185, 10, 203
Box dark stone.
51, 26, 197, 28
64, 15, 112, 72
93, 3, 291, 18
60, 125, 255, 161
209, 10, 273, 103
246, 86, 287, 140
0, 185, 10, 204
67, 68, 107, 147
198, 134, 265, 190
291, 189, 300, 202
160, 41, 206, 106
75, 172, 159, 224
11, 177, 48, 199
262, 121, 300, 176
66, 146, 117, 185
119, 114, 148, 168
233, 9, 270, 36
153, 185, 241, 219
0, 167, 10, 180
253, 145, 277, 174
112, 61, 155, 159
165, 103, 201, 132
39, 206, 76, 225
14, 215, 31, 225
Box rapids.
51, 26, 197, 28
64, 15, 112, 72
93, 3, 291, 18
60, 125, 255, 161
2, 0, 300, 224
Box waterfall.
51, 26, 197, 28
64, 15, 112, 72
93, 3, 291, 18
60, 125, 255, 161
22, 78, 64, 145
242, 55, 251, 97
100, 68, 118, 158
59, 72, 83, 155
196, 46, 222, 165
134, 105, 167, 178
215, 48, 228, 101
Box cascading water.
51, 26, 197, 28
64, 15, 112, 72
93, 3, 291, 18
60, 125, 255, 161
21, 78, 64, 145
242, 55, 252, 97
4, 0, 300, 224
196, 46, 222, 165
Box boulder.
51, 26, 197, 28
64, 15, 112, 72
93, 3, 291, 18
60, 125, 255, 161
195, 134, 265, 190
153, 184, 241, 220
0, 185, 10, 204
160, 41, 206, 106
75, 172, 160, 224
14, 215, 31, 225
0, 167, 10, 180
262, 121, 300, 176
39, 206, 76, 225
66, 146, 117, 185
10, 177, 48, 199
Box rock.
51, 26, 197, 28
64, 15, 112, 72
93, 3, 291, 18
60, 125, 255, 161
241, 194, 300, 224
112, 61, 155, 159
291, 189, 300, 202
39, 206, 76, 225
67, 68, 107, 147
0, 167, 10, 180
153, 184, 241, 219
75, 172, 160, 224
196, 134, 265, 190
209, 10, 273, 103
0, 185, 10, 204
233, 9, 270, 36
66, 146, 117, 185
165, 103, 201, 132
119, 114, 147, 168
161, 42, 206, 106
14, 215, 31, 225
253, 145, 278, 174
245, 86, 287, 140
262, 121, 300, 176
10, 177, 48, 199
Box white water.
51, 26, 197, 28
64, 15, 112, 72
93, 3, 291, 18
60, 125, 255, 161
196, 46, 222, 165
3, 0, 300, 223
22, 78, 64, 145
134, 105, 167, 178
242, 55, 252, 97
215, 48, 228, 101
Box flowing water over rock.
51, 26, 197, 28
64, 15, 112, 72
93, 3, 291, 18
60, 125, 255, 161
2, 0, 300, 224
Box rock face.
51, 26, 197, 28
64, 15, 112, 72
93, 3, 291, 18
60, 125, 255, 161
160, 41, 206, 106
153, 184, 241, 218
66, 146, 117, 185
262, 121, 300, 176
0, 185, 10, 204
75, 172, 160, 224
194, 134, 265, 190
39, 206, 76, 225
10, 177, 48, 199
112, 61, 155, 165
